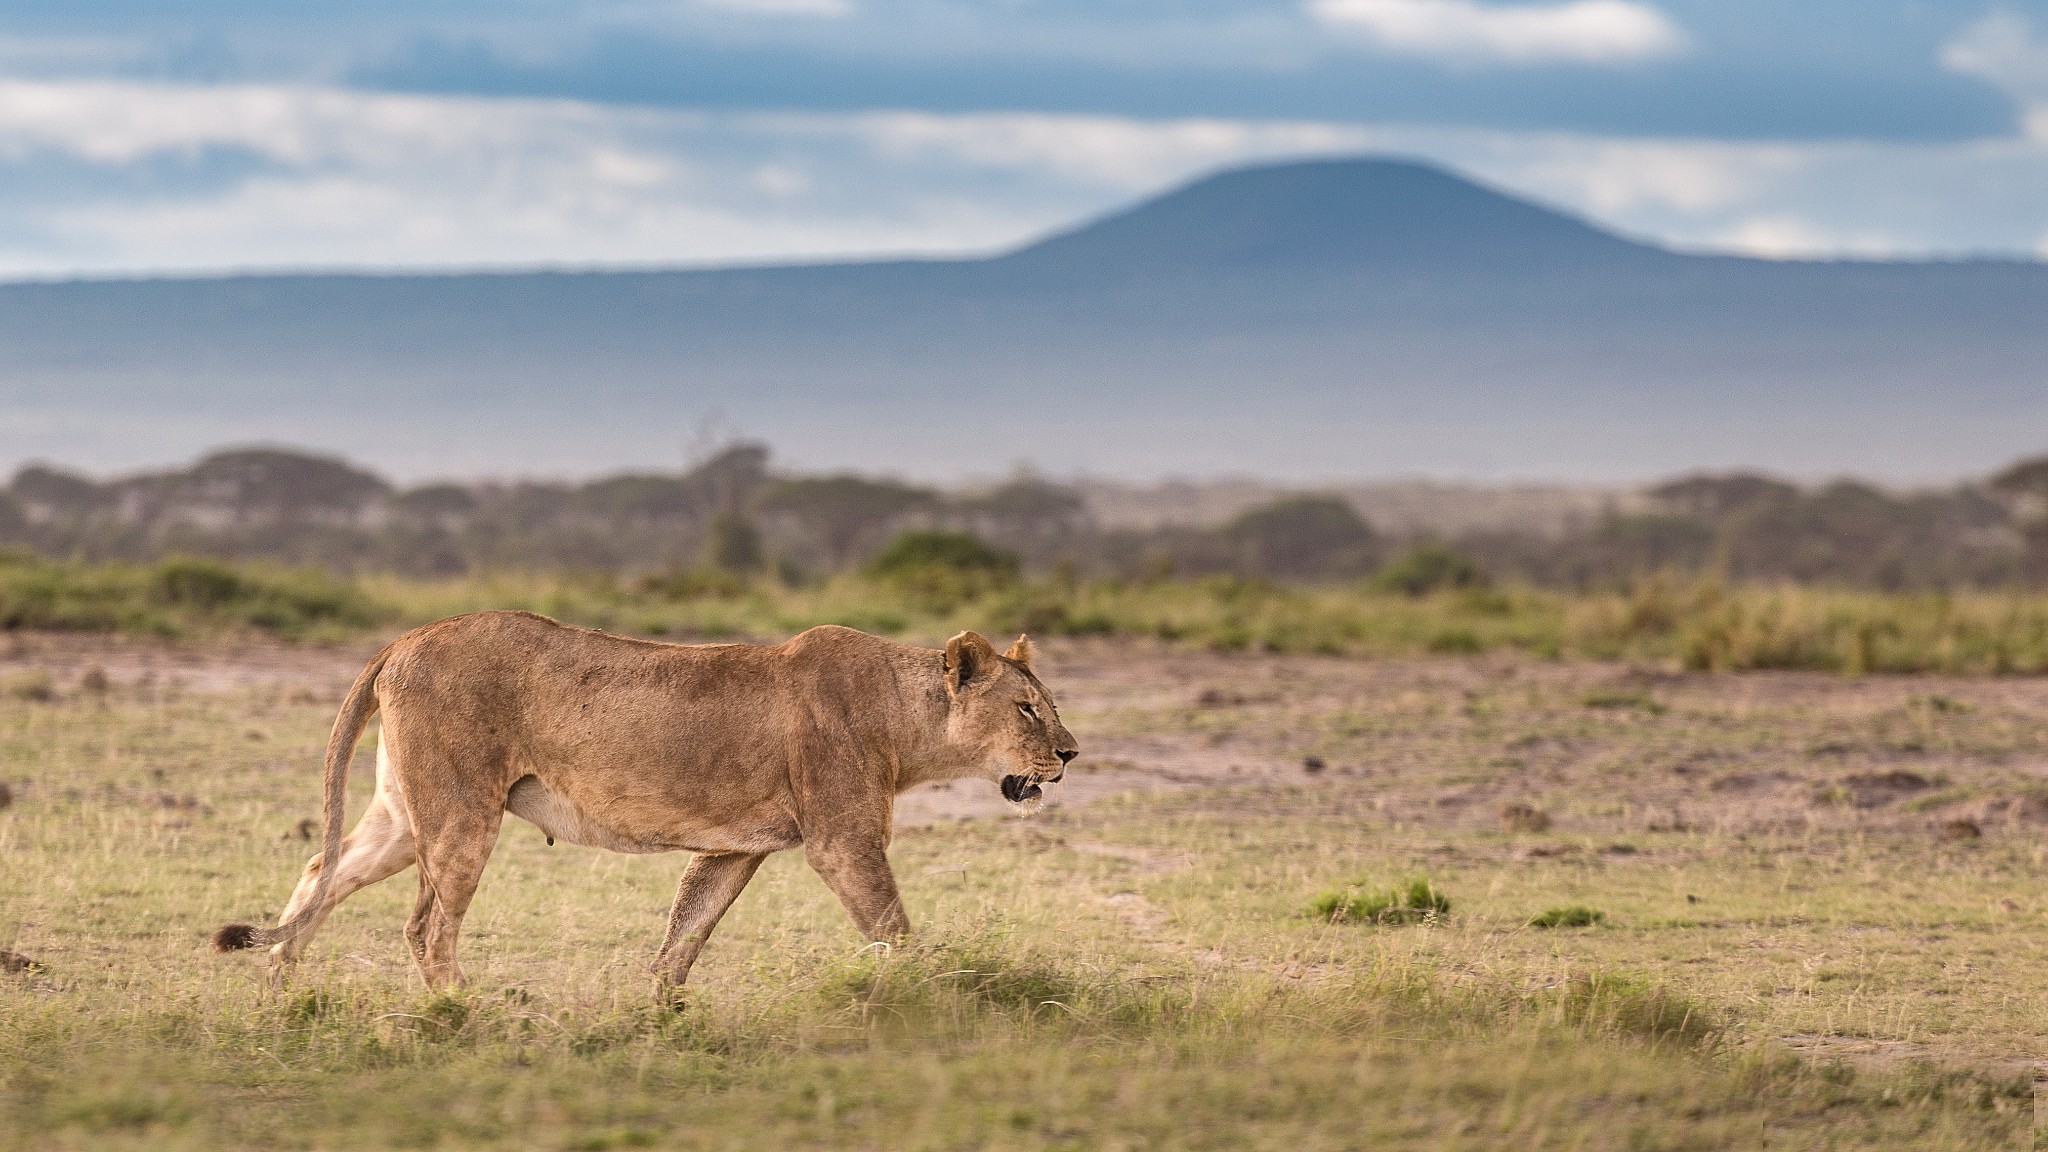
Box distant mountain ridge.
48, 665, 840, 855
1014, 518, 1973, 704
0, 157, 2042, 482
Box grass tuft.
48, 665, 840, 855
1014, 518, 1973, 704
1529, 905, 1607, 929
1309, 877, 1451, 925
1551, 971, 1716, 1047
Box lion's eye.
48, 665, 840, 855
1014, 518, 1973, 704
1018, 702, 1038, 721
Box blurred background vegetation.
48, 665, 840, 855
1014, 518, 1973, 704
3, 442, 2048, 672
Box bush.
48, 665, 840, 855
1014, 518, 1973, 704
1309, 877, 1450, 925
1220, 495, 1377, 577
701, 513, 764, 574
865, 531, 1020, 609
1373, 544, 1487, 596
868, 530, 1019, 581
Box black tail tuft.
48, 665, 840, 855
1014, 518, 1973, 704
212, 923, 262, 952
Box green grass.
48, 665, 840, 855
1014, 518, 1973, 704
8, 554, 2048, 674
6, 653, 2048, 1147
0, 553, 383, 639
382, 569, 2048, 675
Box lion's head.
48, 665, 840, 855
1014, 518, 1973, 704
942, 631, 1078, 803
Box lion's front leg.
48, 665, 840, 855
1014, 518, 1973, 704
804, 836, 910, 944
652, 851, 765, 1001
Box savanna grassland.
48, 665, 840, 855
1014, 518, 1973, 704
5, 626, 2048, 1149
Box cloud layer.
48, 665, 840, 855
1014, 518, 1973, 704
1, 74, 2047, 279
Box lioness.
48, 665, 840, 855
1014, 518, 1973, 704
213, 612, 1077, 994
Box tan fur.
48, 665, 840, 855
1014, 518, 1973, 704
213, 612, 1077, 996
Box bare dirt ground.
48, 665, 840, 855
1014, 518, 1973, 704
0, 632, 376, 697
7, 630, 2046, 841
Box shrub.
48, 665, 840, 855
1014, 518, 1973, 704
867, 530, 1019, 581
1219, 495, 1377, 578
1373, 544, 1487, 596
701, 512, 764, 573
866, 530, 1020, 609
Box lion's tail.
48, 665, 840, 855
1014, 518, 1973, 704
213, 646, 391, 954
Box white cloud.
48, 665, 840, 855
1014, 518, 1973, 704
1943, 11, 2048, 140
751, 163, 816, 197
0, 80, 657, 167
1492, 137, 1804, 214
1712, 216, 1863, 260
1309, 0, 1684, 65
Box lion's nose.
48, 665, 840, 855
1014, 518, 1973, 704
1057, 748, 1077, 765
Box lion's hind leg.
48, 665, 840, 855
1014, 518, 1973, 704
403, 798, 505, 991
268, 777, 417, 969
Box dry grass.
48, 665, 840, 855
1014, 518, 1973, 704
3, 638, 2048, 1148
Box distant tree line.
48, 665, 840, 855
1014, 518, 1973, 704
2, 444, 2046, 590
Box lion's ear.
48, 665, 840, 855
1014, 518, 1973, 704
1003, 634, 1036, 669
944, 631, 999, 696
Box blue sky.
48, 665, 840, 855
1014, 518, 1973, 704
3, 1, 2048, 276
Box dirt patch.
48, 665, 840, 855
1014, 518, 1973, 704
0, 633, 374, 698
11, 631, 2048, 836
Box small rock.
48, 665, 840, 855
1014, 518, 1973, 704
1941, 818, 1982, 842
77, 666, 110, 695
1499, 801, 1551, 834
0, 949, 41, 975
1302, 756, 1326, 774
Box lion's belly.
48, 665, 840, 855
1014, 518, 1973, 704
504, 774, 802, 855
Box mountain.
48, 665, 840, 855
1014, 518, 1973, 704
996, 158, 1662, 278
0, 157, 2042, 482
